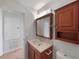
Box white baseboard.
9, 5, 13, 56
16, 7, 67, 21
3, 47, 22, 55
0, 51, 3, 56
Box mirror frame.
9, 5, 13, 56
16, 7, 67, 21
35, 13, 53, 39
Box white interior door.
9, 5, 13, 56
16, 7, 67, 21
3, 11, 24, 53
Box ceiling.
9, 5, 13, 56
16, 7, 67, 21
17, 0, 76, 13
17, 0, 51, 11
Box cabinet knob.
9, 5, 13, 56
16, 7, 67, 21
56, 27, 58, 29
45, 50, 52, 55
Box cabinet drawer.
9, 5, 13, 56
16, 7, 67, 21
43, 47, 52, 54
41, 47, 53, 59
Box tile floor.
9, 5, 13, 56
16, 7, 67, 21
0, 49, 24, 59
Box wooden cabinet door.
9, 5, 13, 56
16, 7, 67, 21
55, 2, 78, 32
28, 44, 35, 59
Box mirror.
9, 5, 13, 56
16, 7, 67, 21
36, 13, 53, 39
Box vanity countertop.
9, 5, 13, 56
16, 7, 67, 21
27, 38, 53, 53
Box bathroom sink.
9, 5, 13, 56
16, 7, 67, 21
28, 39, 52, 53
31, 39, 48, 46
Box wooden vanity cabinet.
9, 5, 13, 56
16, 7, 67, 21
55, 1, 79, 44
28, 42, 53, 59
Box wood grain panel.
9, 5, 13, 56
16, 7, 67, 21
55, 1, 78, 32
